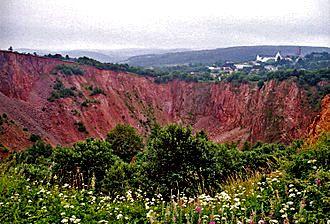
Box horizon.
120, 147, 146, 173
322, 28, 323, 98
10, 44, 330, 53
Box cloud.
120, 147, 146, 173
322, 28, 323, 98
0, 0, 329, 50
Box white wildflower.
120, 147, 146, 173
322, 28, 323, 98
61, 218, 69, 223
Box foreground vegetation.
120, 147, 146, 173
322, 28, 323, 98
0, 125, 329, 223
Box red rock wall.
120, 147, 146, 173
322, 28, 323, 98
0, 51, 322, 151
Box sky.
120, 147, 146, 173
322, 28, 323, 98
0, 0, 329, 50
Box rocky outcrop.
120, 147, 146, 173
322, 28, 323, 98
307, 95, 330, 143
0, 51, 325, 151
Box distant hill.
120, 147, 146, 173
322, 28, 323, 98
125, 45, 330, 67
16, 48, 190, 63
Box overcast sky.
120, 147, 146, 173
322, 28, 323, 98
1, 0, 329, 50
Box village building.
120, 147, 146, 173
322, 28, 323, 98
220, 62, 236, 74
234, 63, 253, 70
256, 51, 283, 63
264, 65, 278, 71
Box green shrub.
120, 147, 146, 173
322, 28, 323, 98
74, 121, 87, 133
48, 79, 76, 102
90, 87, 105, 96
29, 133, 41, 142
80, 98, 100, 107
52, 139, 115, 191
0, 146, 9, 153
106, 124, 144, 163
141, 124, 218, 197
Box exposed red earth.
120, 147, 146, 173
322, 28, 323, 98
0, 51, 328, 152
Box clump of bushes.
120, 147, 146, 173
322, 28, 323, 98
51, 64, 84, 76
86, 85, 106, 96
47, 79, 76, 102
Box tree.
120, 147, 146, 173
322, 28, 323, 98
52, 138, 115, 191
106, 124, 144, 163
142, 124, 217, 198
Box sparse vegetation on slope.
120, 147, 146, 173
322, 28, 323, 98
48, 79, 76, 102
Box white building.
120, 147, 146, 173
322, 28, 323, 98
234, 63, 253, 70
264, 65, 278, 71
256, 51, 283, 63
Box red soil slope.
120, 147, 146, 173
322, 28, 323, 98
307, 95, 330, 143
0, 51, 326, 151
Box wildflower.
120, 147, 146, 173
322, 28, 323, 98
289, 184, 294, 188
287, 201, 294, 205
117, 214, 123, 219
258, 220, 265, 224
61, 218, 69, 223
146, 210, 154, 218
195, 206, 202, 213
209, 221, 216, 224
281, 214, 288, 218
289, 193, 295, 198
269, 220, 279, 223
315, 179, 321, 186
307, 159, 317, 163
60, 212, 66, 216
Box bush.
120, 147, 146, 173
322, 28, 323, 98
80, 98, 100, 107
29, 134, 41, 142
52, 139, 115, 191
0, 145, 9, 153
90, 87, 105, 96
101, 159, 135, 196
16, 140, 53, 164
48, 79, 76, 102
106, 124, 144, 163
74, 121, 87, 133
141, 124, 218, 197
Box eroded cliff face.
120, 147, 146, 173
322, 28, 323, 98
307, 95, 330, 143
0, 51, 324, 151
